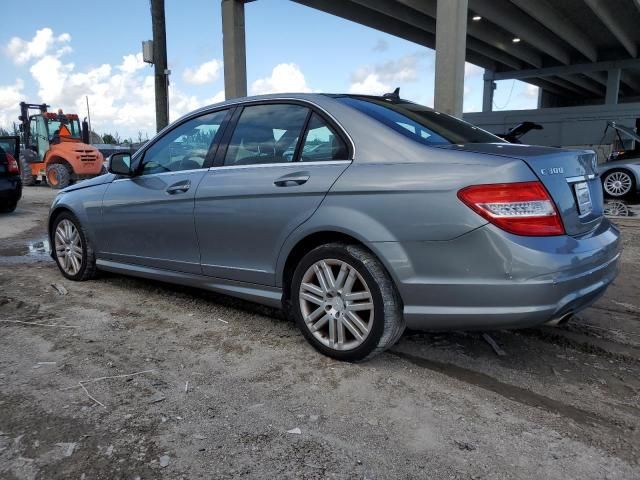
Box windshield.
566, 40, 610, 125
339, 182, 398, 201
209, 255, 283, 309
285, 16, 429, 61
337, 96, 504, 146
46, 118, 82, 139
0, 137, 18, 157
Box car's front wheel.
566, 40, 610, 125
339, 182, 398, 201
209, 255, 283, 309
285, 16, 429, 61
291, 243, 404, 361
52, 212, 97, 281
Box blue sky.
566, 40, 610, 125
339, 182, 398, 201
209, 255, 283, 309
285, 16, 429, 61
0, 0, 538, 138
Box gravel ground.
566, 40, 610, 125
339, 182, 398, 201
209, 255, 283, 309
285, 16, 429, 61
0, 186, 639, 480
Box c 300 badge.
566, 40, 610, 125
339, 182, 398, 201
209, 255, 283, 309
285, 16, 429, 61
540, 167, 564, 175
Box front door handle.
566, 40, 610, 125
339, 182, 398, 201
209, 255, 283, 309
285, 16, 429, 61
274, 175, 310, 187
166, 180, 191, 194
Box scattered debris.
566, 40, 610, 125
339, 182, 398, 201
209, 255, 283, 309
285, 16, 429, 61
159, 455, 170, 468
217, 318, 229, 324
149, 392, 166, 404
62, 369, 156, 409
454, 440, 476, 451
79, 383, 106, 408
286, 428, 302, 435
51, 283, 68, 295
106, 445, 114, 457
193, 434, 207, 440
37, 361, 57, 365
57, 442, 77, 457
309, 415, 320, 422
482, 333, 506, 356
0, 320, 79, 328
185, 381, 189, 393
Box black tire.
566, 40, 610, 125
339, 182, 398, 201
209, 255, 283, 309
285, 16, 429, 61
19, 153, 36, 186
51, 212, 98, 281
0, 201, 17, 213
290, 242, 404, 362
47, 164, 72, 189
602, 169, 636, 198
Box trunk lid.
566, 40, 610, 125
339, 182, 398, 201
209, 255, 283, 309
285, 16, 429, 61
0, 136, 20, 177
439, 143, 603, 236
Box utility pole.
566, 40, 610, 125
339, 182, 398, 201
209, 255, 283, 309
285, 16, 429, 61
150, 0, 169, 132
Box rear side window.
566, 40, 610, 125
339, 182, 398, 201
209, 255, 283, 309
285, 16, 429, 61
338, 96, 504, 145
300, 113, 348, 162
224, 104, 309, 166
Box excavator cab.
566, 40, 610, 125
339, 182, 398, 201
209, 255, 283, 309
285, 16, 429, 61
18, 102, 103, 189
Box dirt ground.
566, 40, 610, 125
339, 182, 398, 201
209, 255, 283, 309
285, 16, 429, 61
1, 186, 639, 480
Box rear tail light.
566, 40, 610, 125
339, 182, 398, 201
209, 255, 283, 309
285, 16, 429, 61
5, 154, 19, 174
457, 181, 565, 236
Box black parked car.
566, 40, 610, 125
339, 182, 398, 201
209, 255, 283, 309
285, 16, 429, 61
0, 136, 22, 213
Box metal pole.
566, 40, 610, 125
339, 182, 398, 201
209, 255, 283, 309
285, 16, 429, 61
85, 96, 92, 136
150, 0, 169, 132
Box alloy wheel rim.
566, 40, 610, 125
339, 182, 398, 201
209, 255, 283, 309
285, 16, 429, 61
299, 259, 374, 351
48, 170, 58, 185
604, 172, 632, 196
54, 219, 83, 275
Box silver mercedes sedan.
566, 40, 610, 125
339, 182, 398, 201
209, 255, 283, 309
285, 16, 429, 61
49, 93, 621, 361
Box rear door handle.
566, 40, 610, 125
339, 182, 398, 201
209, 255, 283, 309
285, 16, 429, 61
274, 175, 310, 187
166, 180, 191, 194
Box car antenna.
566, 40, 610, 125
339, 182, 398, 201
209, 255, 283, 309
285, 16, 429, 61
382, 87, 400, 100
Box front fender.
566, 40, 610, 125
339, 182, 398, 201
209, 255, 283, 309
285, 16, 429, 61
48, 183, 110, 255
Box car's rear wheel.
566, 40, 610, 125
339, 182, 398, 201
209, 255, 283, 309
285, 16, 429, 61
291, 242, 404, 361
0, 201, 17, 213
47, 164, 71, 189
602, 169, 635, 198
52, 212, 97, 281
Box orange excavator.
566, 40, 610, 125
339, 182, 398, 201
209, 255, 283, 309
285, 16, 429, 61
18, 102, 104, 189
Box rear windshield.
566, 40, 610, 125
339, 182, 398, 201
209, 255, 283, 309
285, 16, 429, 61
337, 96, 504, 146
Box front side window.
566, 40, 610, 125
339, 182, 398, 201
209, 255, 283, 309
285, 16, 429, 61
300, 113, 348, 162
141, 110, 228, 175
223, 104, 309, 166
47, 119, 82, 140
337, 96, 504, 146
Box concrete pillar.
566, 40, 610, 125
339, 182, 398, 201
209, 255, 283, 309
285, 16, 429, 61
482, 70, 495, 112
434, 0, 468, 117
605, 68, 621, 105
537, 87, 544, 108
222, 0, 247, 99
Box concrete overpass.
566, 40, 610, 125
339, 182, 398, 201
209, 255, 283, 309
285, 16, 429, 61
221, 0, 640, 148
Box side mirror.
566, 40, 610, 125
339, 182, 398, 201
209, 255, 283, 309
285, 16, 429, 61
81, 119, 90, 144
108, 152, 134, 176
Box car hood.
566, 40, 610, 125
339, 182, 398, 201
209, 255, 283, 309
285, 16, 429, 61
61, 173, 114, 193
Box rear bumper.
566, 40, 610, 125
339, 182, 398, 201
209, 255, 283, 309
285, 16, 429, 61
369, 220, 621, 330
0, 176, 22, 202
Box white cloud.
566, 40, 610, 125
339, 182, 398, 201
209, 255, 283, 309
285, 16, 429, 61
250, 63, 312, 95
464, 62, 483, 77
0, 79, 24, 128
0, 29, 228, 138
348, 74, 390, 95
204, 90, 225, 105
523, 83, 539, 98
4, 28, 71, 65
348, 52, 427, 95
119, 53, 146, 74
183, 59, 223, 85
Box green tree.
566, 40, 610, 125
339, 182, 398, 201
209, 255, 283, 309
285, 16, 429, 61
102, 133, 117, 144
